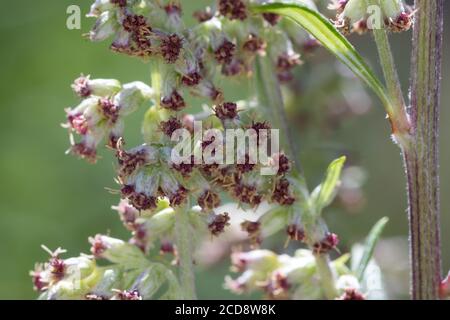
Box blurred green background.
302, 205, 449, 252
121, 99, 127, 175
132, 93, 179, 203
0, 1, 448, 299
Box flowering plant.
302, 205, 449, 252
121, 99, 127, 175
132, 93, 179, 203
32, 0, 446, 300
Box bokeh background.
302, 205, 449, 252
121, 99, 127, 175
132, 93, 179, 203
0, 0, 449, 299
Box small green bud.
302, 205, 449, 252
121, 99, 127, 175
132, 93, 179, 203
114, 81, 155, 115
89, 235, 148, 267
90, 11, 118, 42
72, 75, 121, 98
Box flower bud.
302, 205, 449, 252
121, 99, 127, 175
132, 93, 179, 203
114, 81, 154, 115
207, 212, 230, 236
72, 75, 121, 98
90, 11, 118, 42
88, 0, 121, 17
89, 235, 148, 267
231, 250, 279, 273
46, 256, 102, 300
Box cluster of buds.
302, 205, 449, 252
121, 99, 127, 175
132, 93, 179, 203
46, 0, 362, 301
30, 247, 102, 299
32, 235, 181, 300
226, 249, 360, 299
330, 0, 414, 35
112, 198, 181, 255
64, 75, 154, 162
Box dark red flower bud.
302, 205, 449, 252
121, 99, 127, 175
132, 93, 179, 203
262, 13, 281, 26
161, 90, 186, 111
160, 34, 183, 64
169, 186, 189, 207
243, 34, 266, 55
198, 190, 221, 212
286, 224, 305, 242
234, 184, 262, 207
160, 116, 183, 137
181, 72, 202, 87
215, 102, 238, 120
208, 213, 231, 236
273, 153, 290, 176
70, 143, 97, 163
219, 0, 248, 20
49, 258, 66, 282
99, 98, 119, 124
272, 178, 295, 206
214, 40, 236, 65
313, 232, 339, 255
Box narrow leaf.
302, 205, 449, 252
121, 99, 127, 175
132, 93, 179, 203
251, 3, 394, 116
355, 217, 389, 280
313, 156, 346, 213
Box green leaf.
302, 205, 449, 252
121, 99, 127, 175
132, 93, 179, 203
250, 2, 394, 116
311, 156, 346, 214
355, 217, 389, 281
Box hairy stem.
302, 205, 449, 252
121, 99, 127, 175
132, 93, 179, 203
255, 56, 337, 299
174, 203, 197, 300
406, 0, 443, 300
366, 0, 411, 143
255, 56, 302, 174
367, 0, 443, 299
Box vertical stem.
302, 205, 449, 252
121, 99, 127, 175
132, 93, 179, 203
366, 0, 411, 142
315, 255, 338, 300
255, 56, 337, 299
255, 56, 302, 174
149, 61, 197, 299
174, 202, 197, 300
406, 0, 443, 300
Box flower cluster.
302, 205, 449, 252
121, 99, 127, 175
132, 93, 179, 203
225, 249, 364, 299
32, 0, 372, 301
329, 0, 413, 34
64, 75, 154, 162
31, 214, 182, 300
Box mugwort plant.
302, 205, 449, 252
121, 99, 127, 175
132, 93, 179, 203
32, 0, 446, 300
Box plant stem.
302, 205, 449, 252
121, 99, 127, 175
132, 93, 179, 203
174, 202, 197, 300
149, 61, 197, 299
368, 0, 443, 299
255, 56, 337, 299
255, 56, 302, 174
406, 0, 444, 300
315, 255, 338, 299
366, 0, 411, 144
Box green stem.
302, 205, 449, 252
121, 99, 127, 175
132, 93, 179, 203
174, 202, 197, 300
255, 56, 337, 299
315, 255, 339, 299
368, 0, 443, 299
366, 0, 411, 144
149, 61, 197, 299
255, 56, 302, 175
406, 0, 443, 300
